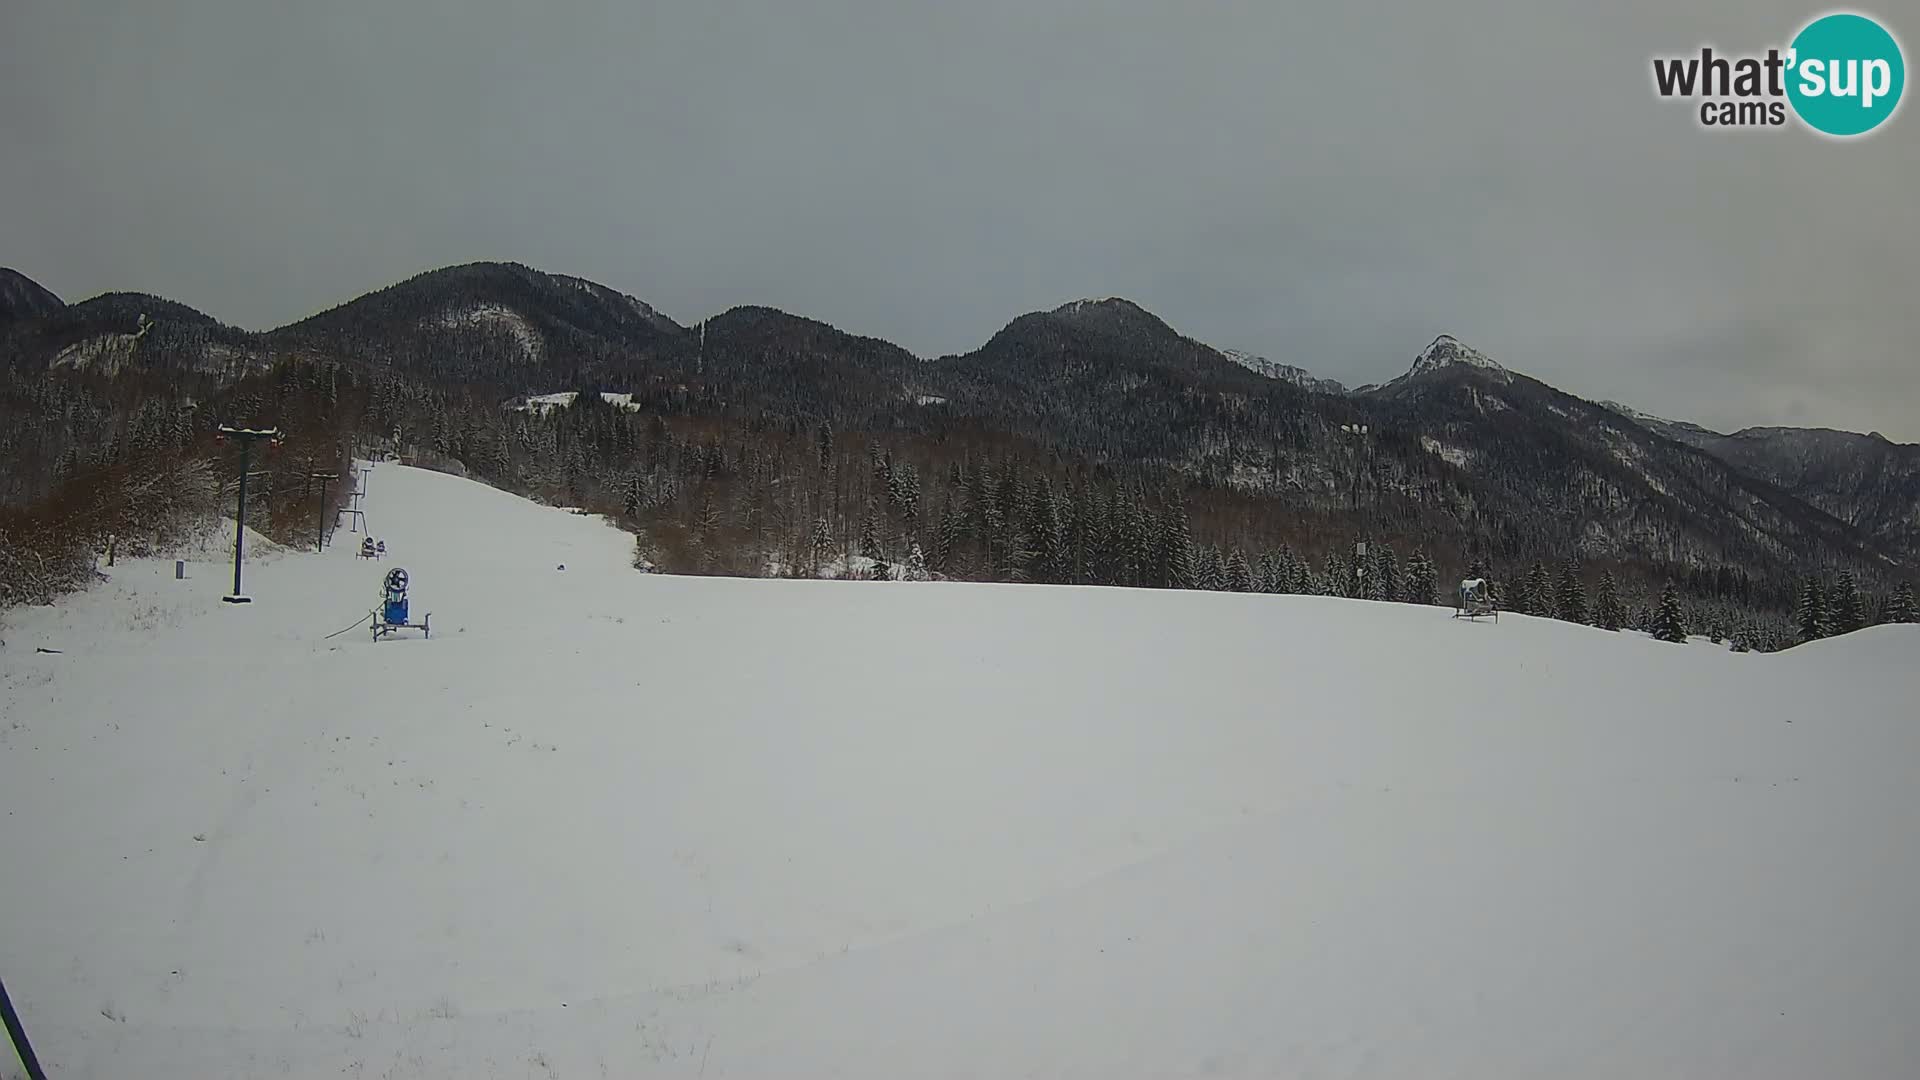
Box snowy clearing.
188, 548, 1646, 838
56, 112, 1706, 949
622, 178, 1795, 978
510, 391, 641, 414
431, 304, 543, 362
1419, 433, 1473, 470
3, 464, 1917, 1079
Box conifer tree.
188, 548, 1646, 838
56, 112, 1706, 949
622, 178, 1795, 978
1370, 545, 1397, 601
1594, 569, 1622, 631
1888, 581, 1917, 624
1323, 551, 1348, 597
1198, 547, 1227, 591
860, 510, 884, 579
934, 498, 962, 575
1063, 481, 1091, 584
1523, 561, 1553, 617
871, 447, 892, 503
1796, 578, 1828, 642
1465, 555, 1489, 583
1125, 496, 1154, 587
1256, 551, 1282, 594
1404, 549, 1438, 605
1830, 571, 1862, 635
809, 516, 833, 578
1652, 582, 1689, 643
894, 461, 920, 522
816, 422, 834, 473
1285, 549, 1310, 594
1227, 550, 1254, 593
1556, 558, 1587, 625
1157, 503, 1194, 590
1027, 479, 1062, 583
622, 473, 642, 519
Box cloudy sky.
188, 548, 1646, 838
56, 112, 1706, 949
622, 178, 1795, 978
4, 0, 1915, 437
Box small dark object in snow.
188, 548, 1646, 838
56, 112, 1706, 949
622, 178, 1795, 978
36, 647, 62, 654
557, 564, 566, 571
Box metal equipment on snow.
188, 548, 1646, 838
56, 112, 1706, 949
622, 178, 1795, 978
372, 567, 432, 640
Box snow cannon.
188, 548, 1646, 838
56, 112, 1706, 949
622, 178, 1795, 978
372, 567, 431, 640
382, 567, 410, 625
1454, 577, 1499, 622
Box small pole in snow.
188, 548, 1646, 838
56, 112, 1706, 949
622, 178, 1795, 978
0, 973, 48, 1080
216, 425, 284, 604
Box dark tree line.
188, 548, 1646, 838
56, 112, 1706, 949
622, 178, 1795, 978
5, 262, 1915, 656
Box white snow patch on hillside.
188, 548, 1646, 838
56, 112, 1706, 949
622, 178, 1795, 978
434, 303, 542, 362
1604, 428, 1672, 496
1420, 434, 1473, 469
913, 393, 948, 406
510, 391, 641, 415
3, 464, 1917, 1079
51, 333, 141, 374
1218, 349, 1347, 393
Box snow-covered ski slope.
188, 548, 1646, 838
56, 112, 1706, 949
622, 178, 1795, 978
3, 464, 1917, 1079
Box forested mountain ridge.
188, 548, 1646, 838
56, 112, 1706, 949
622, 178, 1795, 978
268, 262, 685, 386
1630, 420, 1920, 561
0, 267, 66, 324
11, 296, 263, 381
3, 260, 1914, 648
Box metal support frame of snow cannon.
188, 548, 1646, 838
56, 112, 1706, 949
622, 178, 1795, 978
371, 567, 432, 641
1454, 578, 1498, 622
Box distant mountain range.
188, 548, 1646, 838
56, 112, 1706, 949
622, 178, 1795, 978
4, 262, 1913, 583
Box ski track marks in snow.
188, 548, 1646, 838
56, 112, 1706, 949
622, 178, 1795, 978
2, 463, 1918, 1079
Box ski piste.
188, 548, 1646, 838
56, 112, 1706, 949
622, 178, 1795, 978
2, 462, 1916, 1079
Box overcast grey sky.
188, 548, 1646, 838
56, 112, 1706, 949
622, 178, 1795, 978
3, 0, 1915, 437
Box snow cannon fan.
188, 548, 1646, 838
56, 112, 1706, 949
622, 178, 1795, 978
372, 567, 431, 641
382, 568, 410, 626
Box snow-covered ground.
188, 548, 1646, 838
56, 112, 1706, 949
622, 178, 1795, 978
510, 391, 641, 415
3, 464, 1917, 1079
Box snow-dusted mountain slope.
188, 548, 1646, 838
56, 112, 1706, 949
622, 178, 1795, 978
2, 465, 1916, 1079
1387, 333, 1514, 385
1219, 348, 1348, 394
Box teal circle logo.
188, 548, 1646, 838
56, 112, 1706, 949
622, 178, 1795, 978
1787, 13, 1905, 136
